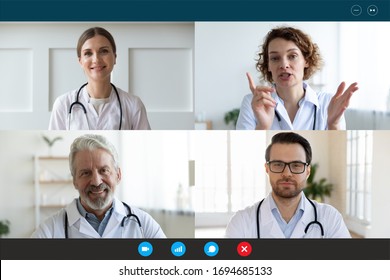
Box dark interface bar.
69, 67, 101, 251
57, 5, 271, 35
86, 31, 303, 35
1, 239, 389, 260
0, 0, 389, 21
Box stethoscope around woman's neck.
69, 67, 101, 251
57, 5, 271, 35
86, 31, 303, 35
63, 201, 143, 238
274, 104, 317, 130
68, 82, 123, 130
256, 195, 324, 238
273, 87, 317, 130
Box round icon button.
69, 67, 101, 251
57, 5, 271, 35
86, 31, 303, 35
351, 5, 362, 16
237, 241, 252, 257
204, 241, 219, 257
138, 241, 153, 257
171, 241, 186, 257
367, 5, 378, 16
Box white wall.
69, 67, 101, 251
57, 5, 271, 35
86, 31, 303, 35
367, 131, 390, 237
327, 131, 348, 214
120, 131, 192, 212
340, 22, 390, 111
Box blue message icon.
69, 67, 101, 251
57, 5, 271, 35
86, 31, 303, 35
138, 241, 153, 257
204, 241, 219, 257
171, 241, 186, 257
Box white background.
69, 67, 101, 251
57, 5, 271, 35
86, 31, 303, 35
2, 260, 389, 280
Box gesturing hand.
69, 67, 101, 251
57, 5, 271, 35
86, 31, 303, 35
247, 72, 276, 130
327, 81, 358, 130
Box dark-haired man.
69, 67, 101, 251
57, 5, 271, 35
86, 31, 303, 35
225, 132, 350, 238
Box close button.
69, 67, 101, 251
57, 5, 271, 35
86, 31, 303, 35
367, 5, 378, 16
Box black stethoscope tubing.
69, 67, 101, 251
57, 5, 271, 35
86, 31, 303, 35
256, 196, 324, 238
64, 201, 142, 238
68, 82, 123, 130
275, 104, 317, 130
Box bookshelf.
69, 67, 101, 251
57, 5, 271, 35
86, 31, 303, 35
33, 155, 77, 228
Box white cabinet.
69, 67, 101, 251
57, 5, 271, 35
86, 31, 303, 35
33, 155, 77, 228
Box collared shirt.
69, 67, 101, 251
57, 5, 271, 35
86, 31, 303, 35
269, 194, 304, 238
236, 82, 346, 130
76, 198, 114, 236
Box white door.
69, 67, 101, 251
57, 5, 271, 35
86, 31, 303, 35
0, 22, 194, 129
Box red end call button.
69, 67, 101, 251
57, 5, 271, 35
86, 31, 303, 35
237, 241, 252, 257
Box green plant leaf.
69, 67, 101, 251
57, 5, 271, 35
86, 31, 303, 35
224, 108, 240, 126
42, 135, 63, 147
304, 163, 333, 201
0, 220, 10, 236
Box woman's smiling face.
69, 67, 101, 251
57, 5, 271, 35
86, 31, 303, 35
78, 35, 116, 82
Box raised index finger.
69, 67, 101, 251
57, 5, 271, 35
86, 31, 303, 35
246, 72, 256, 93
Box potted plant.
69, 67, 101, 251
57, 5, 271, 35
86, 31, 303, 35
0, 220, 10, 238
42, 135, 63, 156
304, 163, 333, 202
224, 108, 240, 127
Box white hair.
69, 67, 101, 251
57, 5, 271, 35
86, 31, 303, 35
69, 134, 119, 176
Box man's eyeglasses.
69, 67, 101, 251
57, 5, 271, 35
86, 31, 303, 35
267, 161, 309, 174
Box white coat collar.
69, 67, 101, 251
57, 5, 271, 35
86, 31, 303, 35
65, 197, 128, 238
65, 199, 83, 227
291, 194, 314, 238
103, 198, 128, 237
302, 82, 320, 108
260, 194, 284, 237
270, 82, 319, 129
272, 82, 319, 108
260, 192, 315, 238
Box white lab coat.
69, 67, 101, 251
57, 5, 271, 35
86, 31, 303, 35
236, 82, 346, 130
49, 86, 151, 130
31, 198, 166, 238
225, 193, 351, 238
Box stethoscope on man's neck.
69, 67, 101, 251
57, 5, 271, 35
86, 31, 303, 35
68, 82, 123, 130
63, 201, 143, 238
256, 195, 324, 238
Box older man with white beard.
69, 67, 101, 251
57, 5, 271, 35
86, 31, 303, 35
32, 134, 165, 238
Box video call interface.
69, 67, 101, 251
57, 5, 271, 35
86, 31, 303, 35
1, 0, 390, 279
